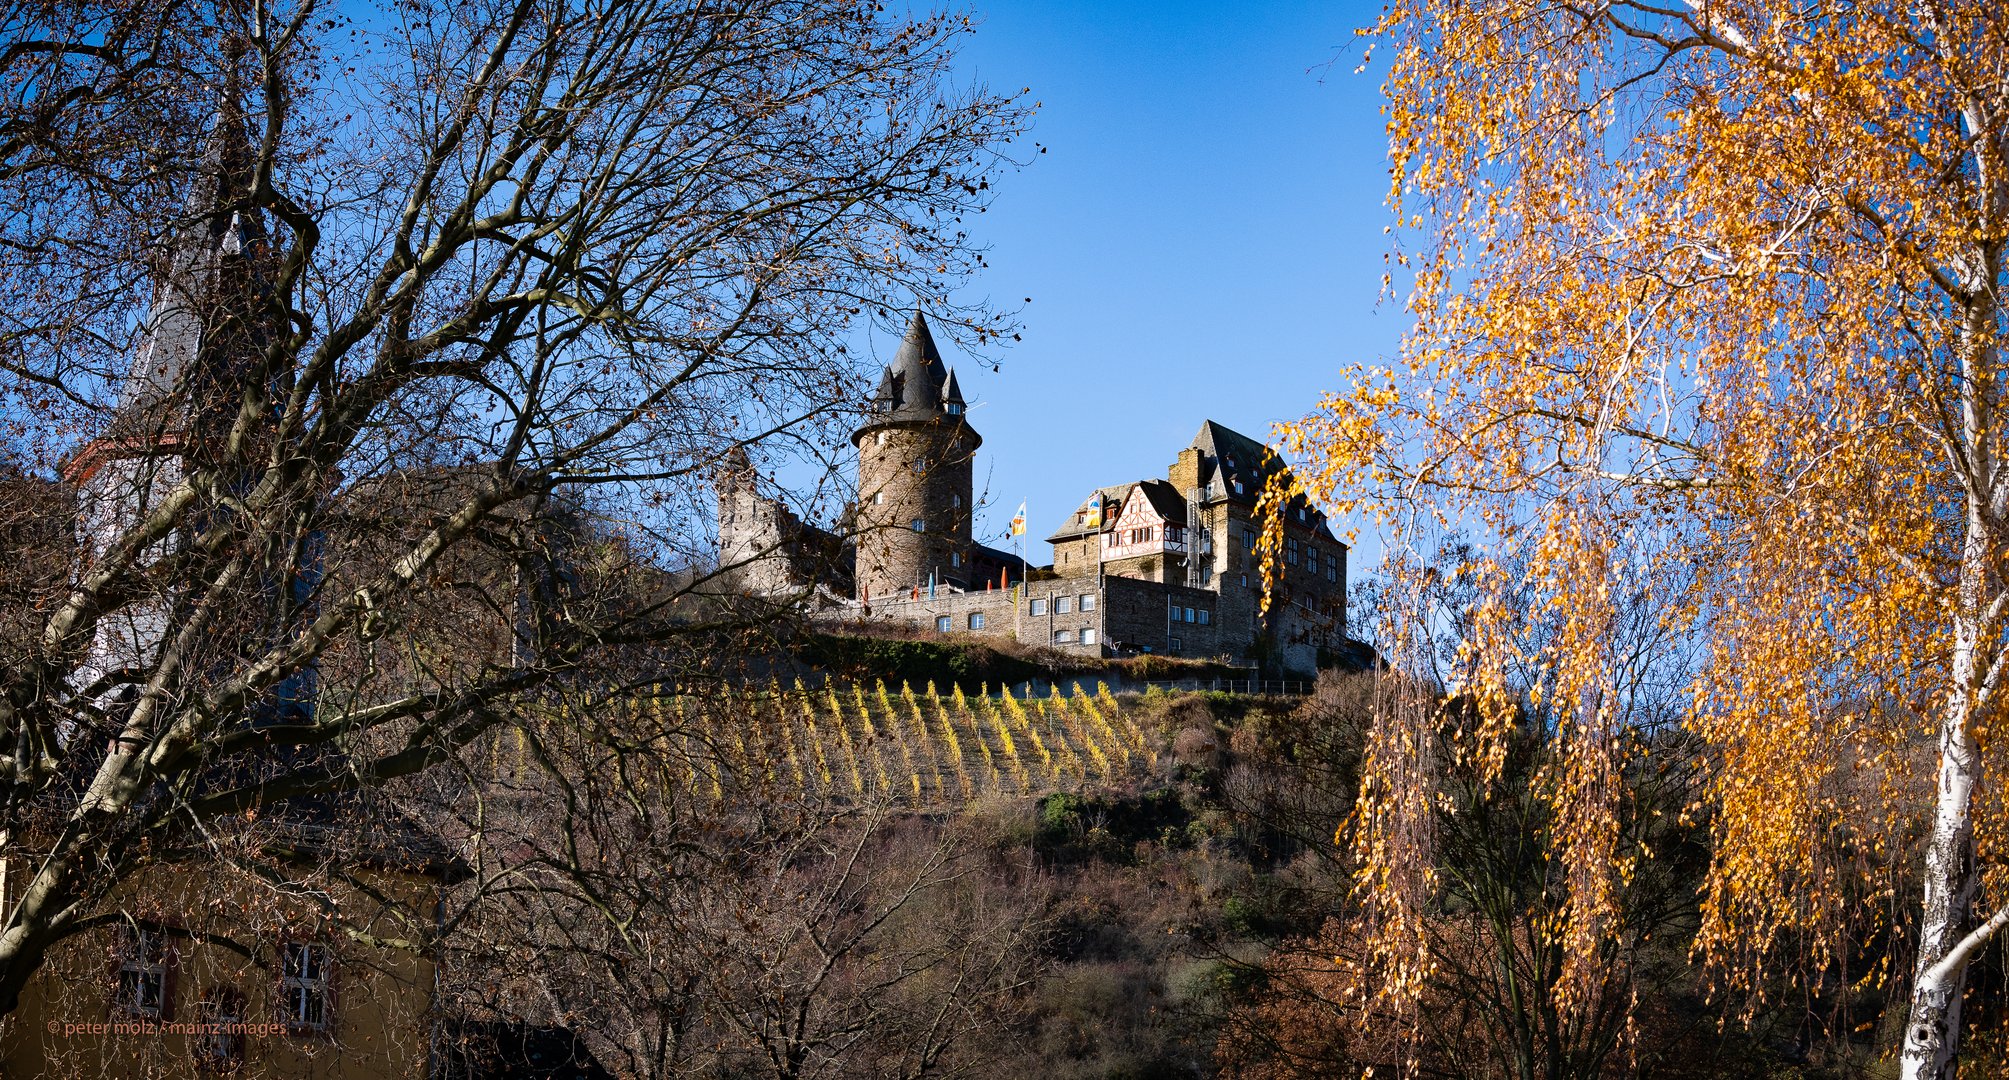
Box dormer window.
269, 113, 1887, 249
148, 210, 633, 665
946, 402, 963, 416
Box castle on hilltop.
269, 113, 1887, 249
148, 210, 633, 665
718, 312, 1355, 676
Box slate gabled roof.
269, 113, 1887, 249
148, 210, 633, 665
1188, 420, 1343, 544
1190, 420, 1276, 503
1132, 479, 1189, 524
1045, 485, 1128, 542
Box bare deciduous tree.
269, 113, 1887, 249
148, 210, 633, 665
0, 0, 1026, 1016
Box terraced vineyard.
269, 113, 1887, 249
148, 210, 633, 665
637, 680, 1158, 806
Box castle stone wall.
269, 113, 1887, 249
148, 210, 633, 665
853, 419, 977, 600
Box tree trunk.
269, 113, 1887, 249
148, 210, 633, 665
1901, 658, 1979, 1080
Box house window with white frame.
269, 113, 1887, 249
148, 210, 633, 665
196, 989, 245, 1069
280, 941, 332, 1032
871, 492, 885, 505
1029, 597, 1047, 616
1055, 595, 1072, 615
115, 923, 168, 1018
1079, 628, 1098, 645
1054, 629, 1075, 644
968, 612, 986, 630
1078, 594, 1095, 612
936, 616, 952, 633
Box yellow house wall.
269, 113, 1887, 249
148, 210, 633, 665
0, 860, 438, 1080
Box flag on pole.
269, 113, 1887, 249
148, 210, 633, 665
1009, 501, 1027, 536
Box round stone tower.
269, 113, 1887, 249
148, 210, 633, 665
853, 311, 979, 602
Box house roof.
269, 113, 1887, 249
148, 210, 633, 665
1045, 485, 1128, 542
1188, 420, 1343, 545
1132, 479, 1189, 523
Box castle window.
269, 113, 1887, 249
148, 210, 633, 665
1170, 636, 1183, 653
950, 551, 962, 568
1306, 545, 1318, 569
1242, 528, 1257, 551
280, 941, 332, 1032
1202, 562, 1214, 585
1079, 594, 1095, 612
877, 432, 888, 447
1029, 597, 1047, 616
1286, 539, 1299, 565
936, 616, 952, 633
1326, 553, 1338, 581
1198, 609, 1211, 625
952, 494, 962, 508
1053, 629, 1075, 644
968, 612, 986, 630
115, 923, 169, 1019
1055, 595, 1072, 614
910, 518, 925, 532
1186, 606, 1197, 623
1080, 628, 1098, 645
872, 492, 885, 505
947, 402, 963, 416
912, 457, 928, 473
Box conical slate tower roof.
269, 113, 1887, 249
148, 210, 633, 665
857, 311, 966, 434
114, 101, 271, 430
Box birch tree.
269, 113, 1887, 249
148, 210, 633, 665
0, 0, 1025, 1017
1280, 2, 2009, 1076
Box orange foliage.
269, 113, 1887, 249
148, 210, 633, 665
1281, 2, 2009, 1074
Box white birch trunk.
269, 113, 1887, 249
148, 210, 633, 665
1901, 258, 2002, 1077
1900, 600, 1980, 1080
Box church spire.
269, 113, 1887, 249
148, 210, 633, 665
115, 84, 270, 431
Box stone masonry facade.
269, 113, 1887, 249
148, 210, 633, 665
717, 312, 1358, 677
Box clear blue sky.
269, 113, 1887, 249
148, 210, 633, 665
920, 0, 1400, 560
